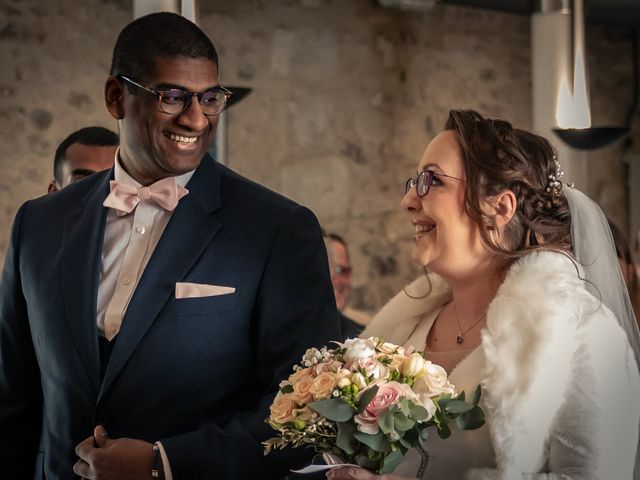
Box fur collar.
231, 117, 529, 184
482, 251, 587, 476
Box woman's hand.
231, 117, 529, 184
326, 466, 417, 480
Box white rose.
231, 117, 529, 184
343, 338, 377, 363
413, 361, 456, 397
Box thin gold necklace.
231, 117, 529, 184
452, 302, 486, 344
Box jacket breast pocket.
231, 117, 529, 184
163, 292, 239, 317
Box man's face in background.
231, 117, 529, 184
49, 143, 117, 191
326, 238, 352, 311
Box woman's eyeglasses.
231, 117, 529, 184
404, 170, 465, 198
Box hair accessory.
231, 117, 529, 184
546, 157, 564, 195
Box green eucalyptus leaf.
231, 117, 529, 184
356, 454, 380, 471
398, 397, 411, 416
456, 405, 486, 430
434, 406, 447, 427
419, 428, 430, 441
354, 431, 392, 453
309, 398, 354, 422
280, 384, 294, 394
379, 449, 404, 474
471, 385, 482, 406
378, 410, 395, 435
436, 395, 452, 411
401, 428, 419, 447
437, 421, 451, 439
445, 400, 474, 414
357, 385, 379, 414
409, 404, 429, 421
398, 435, 412, 449
337, 422, 358, 455
393, 412, 415, 432
457, 391, 465, 402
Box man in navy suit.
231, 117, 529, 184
0, 12, 340, 480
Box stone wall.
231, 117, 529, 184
0, 0, 636, 314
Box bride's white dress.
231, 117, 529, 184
385, 308, 495, 479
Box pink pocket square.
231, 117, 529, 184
175, 282, 236, 299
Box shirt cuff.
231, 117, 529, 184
156, 441, 173, 480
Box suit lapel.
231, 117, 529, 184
99, 155, 222, 399
61, 172, 111, 395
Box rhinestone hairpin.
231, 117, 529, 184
546, 157, 564, 195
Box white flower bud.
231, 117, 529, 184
351, 372, 367, 389
338, 377, 352, 388
403, 352, 428, 377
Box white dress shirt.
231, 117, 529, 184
97, 150, 193, 479
97, 153, 193, 339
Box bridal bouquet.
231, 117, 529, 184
263, 337, 484, 474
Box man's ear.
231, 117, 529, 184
47, 180, 58, 193
105, 76, 125, 120
492, 189, 517, 228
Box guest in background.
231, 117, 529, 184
609, 219, 640, 321
324, 232, 362, 339
325, 232, 372, 328
48, 126, 118, 192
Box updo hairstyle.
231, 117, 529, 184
444, 110, 572, 260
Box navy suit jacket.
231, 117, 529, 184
0, 154, 341, 479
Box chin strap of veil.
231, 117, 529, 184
564, 186, 640, 478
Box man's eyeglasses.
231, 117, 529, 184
404, 170, 465, 198
119, 75, 232, 116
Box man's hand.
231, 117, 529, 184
73, 425, 157, 480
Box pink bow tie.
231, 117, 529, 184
103, 177, 189, 216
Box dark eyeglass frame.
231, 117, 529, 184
405, 170, 466, 198
118, 75, 232, 116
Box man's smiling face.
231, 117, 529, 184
115, 56, 220, 185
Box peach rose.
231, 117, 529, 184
290, 374, 314, 405
309, 372, 340, 400
270, 392, 298, 424
289, 367, 314, 384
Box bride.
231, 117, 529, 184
328, 110, 640, 479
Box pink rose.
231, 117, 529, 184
354, 381, 414, 434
